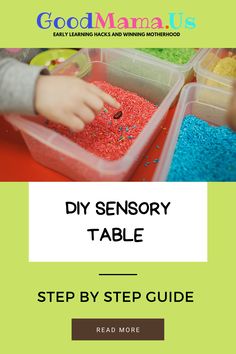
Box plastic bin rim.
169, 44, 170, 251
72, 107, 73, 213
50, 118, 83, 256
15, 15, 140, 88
169, 82, 231, 126
127, 48, 209, 71
194, 48, 235, 86
152, 81, 231, 181
180, 82, 232, 98
53, 47, 185, 79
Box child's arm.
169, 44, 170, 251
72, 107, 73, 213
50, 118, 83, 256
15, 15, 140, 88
0, 58, 120, 132
0, 58, 49, 115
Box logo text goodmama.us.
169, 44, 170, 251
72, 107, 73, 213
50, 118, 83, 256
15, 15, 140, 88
37, 12, 197, 30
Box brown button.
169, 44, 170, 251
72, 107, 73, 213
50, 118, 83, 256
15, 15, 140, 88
72, 318, 164, 341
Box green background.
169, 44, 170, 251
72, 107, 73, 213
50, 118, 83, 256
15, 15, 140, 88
0, 182, 235, 353
1, 0, 236, 351
0, 0, 235, 47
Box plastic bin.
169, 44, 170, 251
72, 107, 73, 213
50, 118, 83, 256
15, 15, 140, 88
153, 83, 231, 181
194, 48, 236, 91
5, 48, 184, 181
125, 48, 208, 83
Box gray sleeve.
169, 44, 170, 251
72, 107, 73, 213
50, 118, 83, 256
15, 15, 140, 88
0, 58, 49, 115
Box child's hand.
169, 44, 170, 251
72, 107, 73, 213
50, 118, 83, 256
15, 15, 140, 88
227, 81, 236, 131
35, 76, 120, 131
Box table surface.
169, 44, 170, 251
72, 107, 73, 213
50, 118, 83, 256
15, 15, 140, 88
0, 107, 175, 182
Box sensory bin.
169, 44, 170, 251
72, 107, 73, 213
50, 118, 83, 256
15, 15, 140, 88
195, 49, 236, 91
47, 81, 157, 161
138, 48, 196, 65
133, 48, 207, 83
167, 115, 236, 182
4, 48, 183, 181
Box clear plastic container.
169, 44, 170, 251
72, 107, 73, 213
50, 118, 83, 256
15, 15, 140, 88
194, 48, 236, 91
125, 48, 208, 83
153, 82, 231, 181
5, 48, 184, 181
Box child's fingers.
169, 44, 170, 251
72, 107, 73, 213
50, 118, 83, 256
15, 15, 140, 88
60, 114, 85, 132
75, 105, 95, 123
84, 93, 104, 112
89, 83, 120, 109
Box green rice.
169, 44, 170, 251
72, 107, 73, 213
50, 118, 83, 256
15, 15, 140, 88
137, 48, 197, 65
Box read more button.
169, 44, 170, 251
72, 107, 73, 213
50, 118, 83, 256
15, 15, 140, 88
72, 319, 164, 341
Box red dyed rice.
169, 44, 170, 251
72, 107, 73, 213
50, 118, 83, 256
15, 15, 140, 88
48, 81, 157, 161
